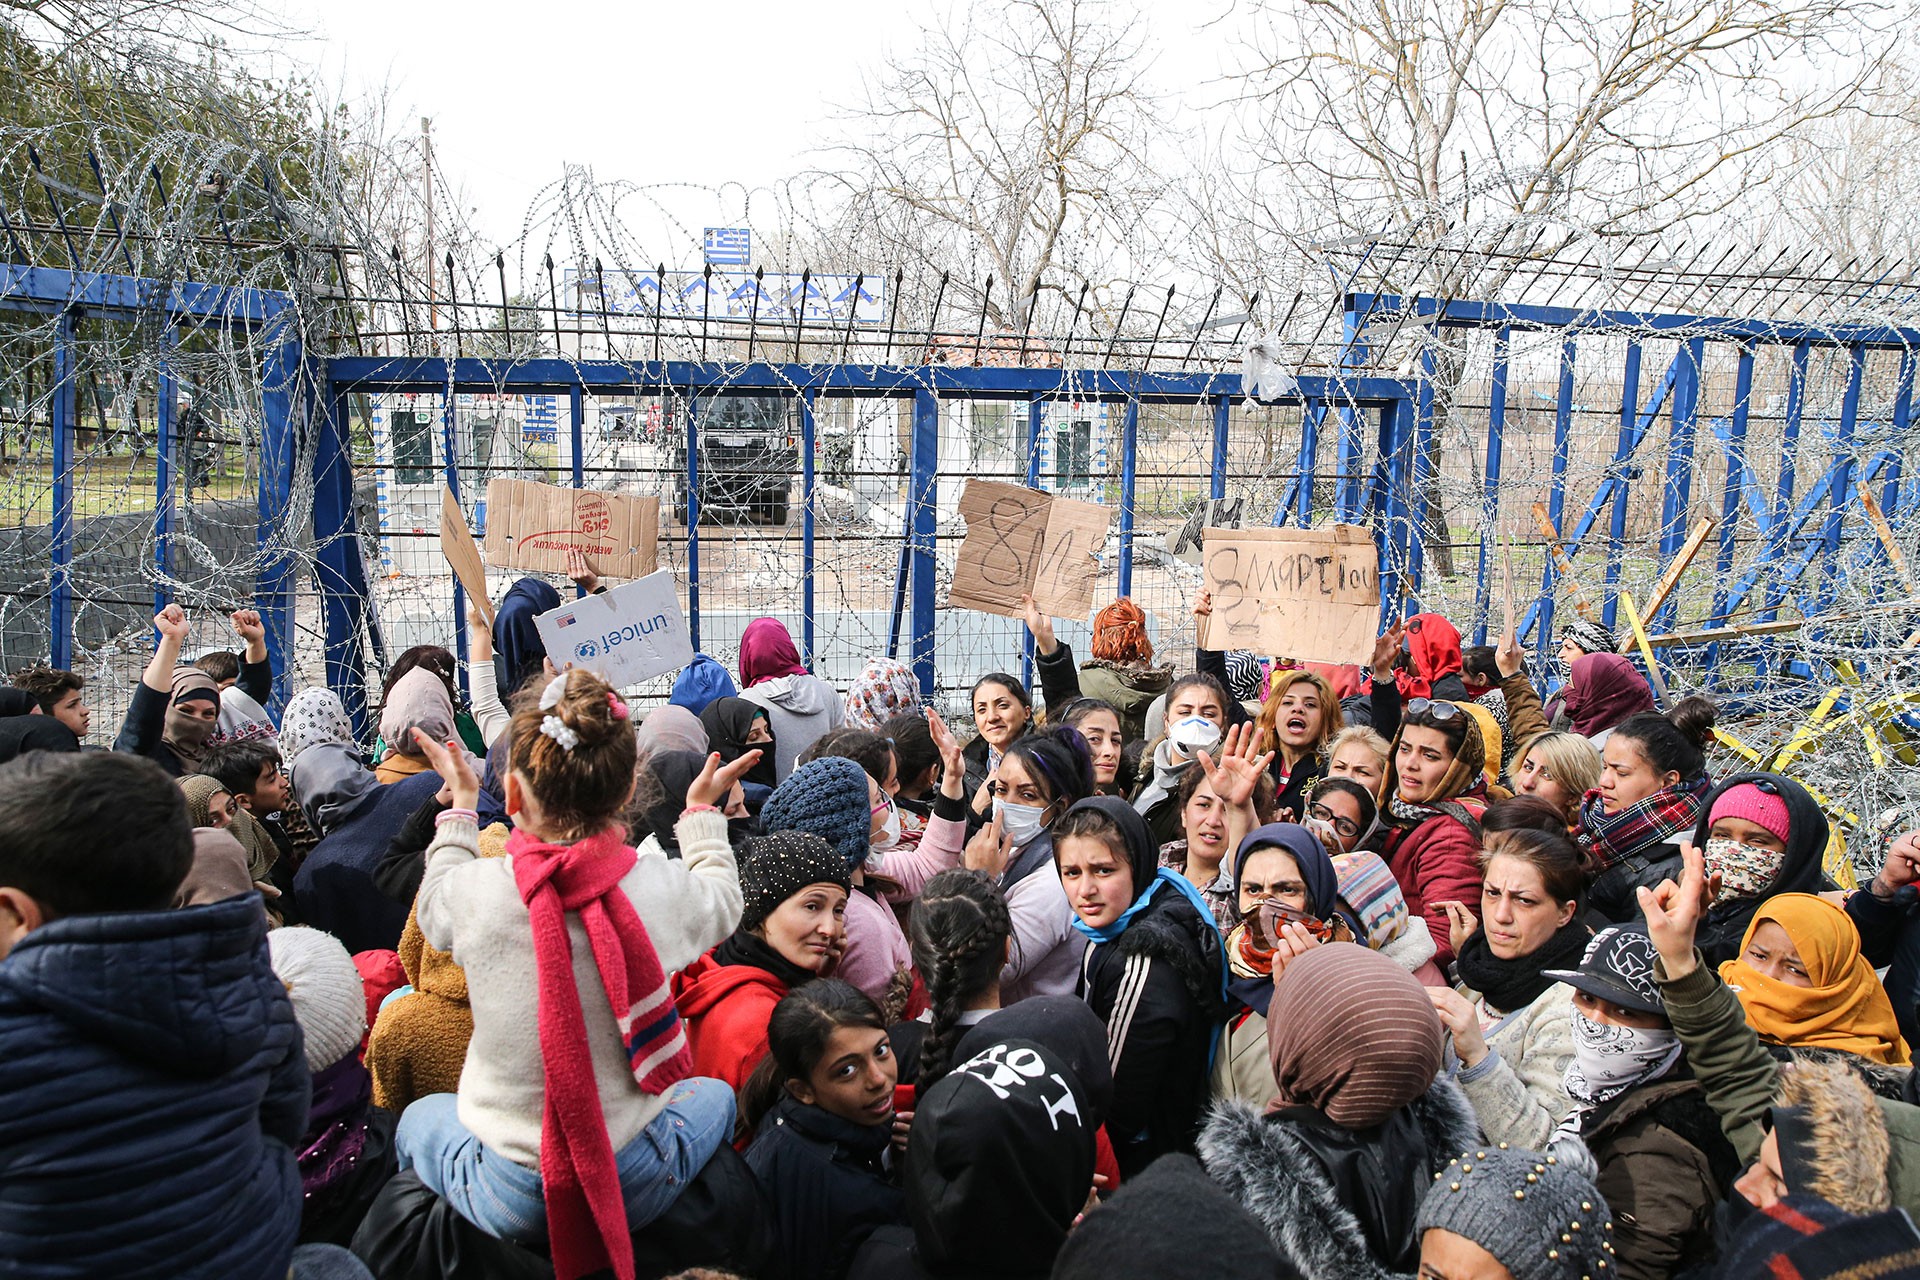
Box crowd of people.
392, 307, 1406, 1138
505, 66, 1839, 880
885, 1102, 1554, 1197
5, 579, 1920, 1280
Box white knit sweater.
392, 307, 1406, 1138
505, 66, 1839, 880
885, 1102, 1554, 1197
416, 809, 743, 1167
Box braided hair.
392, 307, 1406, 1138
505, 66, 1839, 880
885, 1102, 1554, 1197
910, 868, 1013, 1091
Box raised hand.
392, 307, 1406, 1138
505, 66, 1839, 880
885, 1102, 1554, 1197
468, 604, 495, 661
1193, 587, 1214, 619
1436, 900, 1480, 957
687, 749, 763, 809
565, 548, 600, 594
154, 603, 190, 641
1873, 831, 1920, 898
229, 609, 265, 645
1197, 728, 1275, 811
1639, 840, 1710, 979
1428, 987, 1490, 1068
1369, 622, 1404, 681
1495, 618, 1527, 680
1020, 593, 1059, 656
411, 728, 481, 812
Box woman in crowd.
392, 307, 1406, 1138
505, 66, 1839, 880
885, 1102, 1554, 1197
1688, 772, 1831, 966
761, 756, 912, 1009
1157, 726, 1276, 931
880, 712, 941, 814
1720, 893, 1911, 1065
633, 703, 709, 758
673, 831, 852, 1092
1564, 652, 1658, 745
670, 651, 738, 716
832, 712, 972, 907
962, 672, 1032, 823
969, 724, 1095, 1003
1510, 730, 1603, 828
1374, 696, 1496, 968
702, 694, 778, 809
738, 617, 844, 779
373, 668, 463, 784
1543, 925, 1740, 1280
1402, 612, 1470, 702
402, 672, 750, 1274
895, 868, 1011, 1093
115, 604, 222, 777
1055, 795, 1227, 1175
1212, 821, 1348, 1106
1580, 699, 1718, 921
1254, 669, 1341, 820
181, 772, 279, 887
842, 656, 921, 733
381, 642, 490, 755
489, 577, 561, 703
1055, 696, 1132, 797
1304, 773, 1377, 856
1134, 672, 1234, 844
1199, 944, 1479, 1278
1415, 1146, 1618, 1280
1033, 596, 1173, 743
1326, 724, 1392, 801
742, 980, 904, 1280
1429, 827, 1591, 1149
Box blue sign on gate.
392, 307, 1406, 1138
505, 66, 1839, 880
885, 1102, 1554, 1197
704, 228, 751, 266
522, 395, 558, 444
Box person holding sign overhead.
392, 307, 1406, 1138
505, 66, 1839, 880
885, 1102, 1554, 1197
1024, 595, 1171, 743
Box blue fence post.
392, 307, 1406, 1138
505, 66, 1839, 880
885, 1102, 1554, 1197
1655, 337, 1704, 631
685, 390, 701, 652
909, 387, 939, 696
1817, 345, 1865, 615
1378, 397, 1415, 620
1888, 349, 1915, 518
1603, 341, 1643, 629
49, 310, 75, 670
1410, 341, 1436, 593
569, 382, 586, 593
1210, 396, 1230, 504
256, 309, 301, 713
1762, 342, 1811, 624
1713, 341, 1756, 626
154, 325, 176, 621
1021, 395, 1044, 689
1292, 393, 1317, 528
438, 387, 467, 671
1117, 392, 1140, 597
801, 388, 817, 666
1537, 338, 1577, 667
1472, 326, 1510, 644
312, 388, 373, 742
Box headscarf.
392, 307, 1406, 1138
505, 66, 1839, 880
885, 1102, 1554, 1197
1383, 711, 1489, 828
1399, 613, 1463, 700
1225, 823, 1339, 1018
1718, 893, 1911, 1065
640, 749, 707, 855
492, 577, 562, 702
1061, 795, 1227, 962
162, 665, 221, 768
633, 705, 709, 757
738, 617, 806, 688
844, 657, 921, 731
1265, 942, 1445, 1128
281, 688, 356, 767
1562, 619, 1619, 658
378, 668, 457, 759
669, 653, 737, 715
174, 828, 256, 907
1564, 653, 1656, 739
700, 696, 776, 788
0, 714, 80, 764
213, 687, 277, 746
179, 774, 278, 882
1090, 598, 1153, 665
291, 741, 383, 835
1459, 701, 1504, 787
1303, 661, 1364, 703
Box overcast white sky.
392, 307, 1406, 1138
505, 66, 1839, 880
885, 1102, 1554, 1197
271, 0, 1238, 264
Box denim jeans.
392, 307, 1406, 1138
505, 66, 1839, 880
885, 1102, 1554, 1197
394, 1079, 735, 1243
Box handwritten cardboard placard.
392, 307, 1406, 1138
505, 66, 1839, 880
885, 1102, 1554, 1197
1198, 524, 1380, 662
482, 477, 660, 579
946, 480, 1111, 619
533, 570, 694, 689
439, 487, 495, 625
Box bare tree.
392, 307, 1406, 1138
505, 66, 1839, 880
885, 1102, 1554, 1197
815, 0, 1166, 335
1223, 0, 1896, 573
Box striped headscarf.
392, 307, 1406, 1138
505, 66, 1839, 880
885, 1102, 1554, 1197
1265, 942, 1443, 1127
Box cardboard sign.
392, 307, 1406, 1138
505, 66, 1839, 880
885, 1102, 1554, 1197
946, 480, 1111, 619
1167, 496, 1246, 565
1198, 524, 1380, 662
439, 488, 495, 625
483, 477, 660, 579
533, 570, 694, 689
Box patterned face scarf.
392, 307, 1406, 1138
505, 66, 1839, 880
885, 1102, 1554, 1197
1562, 1010, 1681, 1106
1705, 836, 1787, 905
1577, 774, 1711, 871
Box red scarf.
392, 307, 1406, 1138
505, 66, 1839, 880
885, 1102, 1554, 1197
510, 826, 693, 1280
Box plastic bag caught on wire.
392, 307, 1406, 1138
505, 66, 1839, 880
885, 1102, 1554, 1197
1243, 336, 1298, 403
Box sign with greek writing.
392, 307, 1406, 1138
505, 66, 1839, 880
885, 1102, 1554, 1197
533, 570, 694, 689
1198, 524, 1380, 661
946, 480, 1112, 620
482, 477, 659, 579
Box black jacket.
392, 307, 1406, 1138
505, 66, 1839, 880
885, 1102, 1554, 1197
1081, 884, 1228, 1178
1580, 1072, 1740, 1280
1197, 1081, 1481, 1280
114, 656, 273, 776
1847, 884, 1920, 1049
347, 1147, 776, 1280
744, 1094, 904, 1280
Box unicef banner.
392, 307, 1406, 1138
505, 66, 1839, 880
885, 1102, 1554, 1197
533, 570, 696, 690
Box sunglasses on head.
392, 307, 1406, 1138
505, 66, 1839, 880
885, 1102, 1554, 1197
1406, 697, 1462, 721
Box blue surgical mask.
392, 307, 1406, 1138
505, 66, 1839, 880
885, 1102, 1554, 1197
994, 796, 1050, 847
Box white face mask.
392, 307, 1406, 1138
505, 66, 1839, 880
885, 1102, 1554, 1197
1563, 1009, 1681, 1106
873, 800, 903, 851
1170, 716, 1222, 757
994, 796, 1050, 847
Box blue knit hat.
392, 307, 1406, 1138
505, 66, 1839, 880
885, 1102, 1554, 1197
761, 756, 871, 869
670, 652, 737, 715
